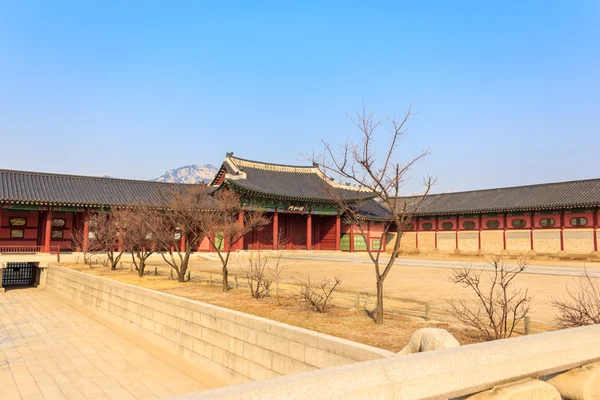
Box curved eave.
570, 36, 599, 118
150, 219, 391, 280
413, 203, 600, 217
225, 180, 375, 204
0, 199, 165, 210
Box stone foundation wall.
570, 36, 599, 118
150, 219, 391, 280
173, 325, 600, 400
533, 230, 561, 254
480, 231, 504, 253
437, 232, 455, 251
458, 232, 478, 252
45, 267, 393, 386
563, 229, 595, 254
418, 232, 436, 250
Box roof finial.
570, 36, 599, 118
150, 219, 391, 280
226, 152, 234, 158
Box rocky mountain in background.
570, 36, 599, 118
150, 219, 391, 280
152, 164, 219, 184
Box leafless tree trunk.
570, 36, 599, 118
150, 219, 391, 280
87, 211, 126, 270
201, 190, 269, 291
146, 186, 213, 282
552, 269, 600, 328
313, 105, 433, 324
120, 208, 157, 277
449, 256, 533, 341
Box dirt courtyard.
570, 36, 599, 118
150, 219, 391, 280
57, 251, 596, 352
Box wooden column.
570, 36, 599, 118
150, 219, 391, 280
238, 211, 244, 251
594, 209, 598, 252
381, 223, 387, 251
434, 217, 438, 249
44, 210, 53, 252
503, 213, 507, 251
415, 217, 419, 249
83, 213, 90, 253
306, 214, 312, 251
349, 225, 355, 252
273, 212, 279, 250
180, 232, 186, 252
559, 211, 565, 251
530, 212, 535, 251
335, 215, 341, 251
455, 216, 459, 250
478, 214, 482, 250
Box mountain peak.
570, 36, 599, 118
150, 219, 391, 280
152, 164, 218, 184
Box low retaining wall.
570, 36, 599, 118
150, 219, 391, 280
170, 324, 600, 400
45, 266, 392, 386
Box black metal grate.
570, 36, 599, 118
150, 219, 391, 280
3, 262, 35, 286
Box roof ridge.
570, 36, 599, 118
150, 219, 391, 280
418, 177, 600, 198
0, 168, 199, 186
230, 155, 316, 170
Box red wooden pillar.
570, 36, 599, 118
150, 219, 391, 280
83, 213, 90, 253
238, 211, 244, 251
349, 225, 355, 252
335, 215, 341, 251
503, 213, 507, 250
455, 216, 459, 249
44, 210, 53, 252
273, 212, 279, 250
180, 232, 186, 252
478, 214, 482, 250
559, 211, 565, 251
594, 209, 599, 252
530, 212, 535, 251
434, 217, 438, 249
415, 217, 419, 249
306, 214, 312, 251
381, 223, 387, 251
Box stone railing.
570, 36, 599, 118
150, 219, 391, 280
170, 324, 600, 400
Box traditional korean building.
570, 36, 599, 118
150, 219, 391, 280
1, 152, 600, 257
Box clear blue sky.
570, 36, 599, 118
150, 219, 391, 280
1, 1, 598, 194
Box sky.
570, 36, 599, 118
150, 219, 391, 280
0, 1, 598, 195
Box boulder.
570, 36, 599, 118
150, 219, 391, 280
397, 327, 460, 355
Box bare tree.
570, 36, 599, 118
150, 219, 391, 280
268, 232, 296, 303
147, 186, 212, 282
449, 256, 533, 341
313, 105, 434, 324
298, 274, 342, 313
71, 227, 99, 265
88, 211, 126, 270
552, 269, 600, 328
237, 251, 272, 299
120, 208, 157, 277
201, 190, 269, 291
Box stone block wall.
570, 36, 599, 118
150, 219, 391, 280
458, 232, 478, 252
398, 232, 416, 250
45, 267, 393, 386
436, 232, 455, 251
505, 230, 531, 251
173, 325, 600, 400
563, 229, 595, 254
480, 231, 504, 253
533, 230, 561, 254
417, 232, 435, 250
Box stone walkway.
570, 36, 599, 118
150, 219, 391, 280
0, 288, 210, 400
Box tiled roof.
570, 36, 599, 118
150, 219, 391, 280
0, 169, 199, 208
215, 154, 374, 202
403, 178, 600, 216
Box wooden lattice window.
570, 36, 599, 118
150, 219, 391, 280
511, 219, 526, 228
441, 222, 454, 230
540, 218, 555, 228
486, 220, 500, 229
570, 217, 588, 227
462, 221, 476, 230
422, 222, 433, 231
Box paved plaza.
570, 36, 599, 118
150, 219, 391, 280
0, 288, 213, 400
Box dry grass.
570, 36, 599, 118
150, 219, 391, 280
61, 263, 480, 352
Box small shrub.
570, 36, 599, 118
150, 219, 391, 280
298, 274, 342, 313
552, 269, 600, 328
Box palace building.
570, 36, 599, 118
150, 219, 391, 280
1, 152, 600, 258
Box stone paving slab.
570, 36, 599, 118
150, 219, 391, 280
0, 288, 210, 400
